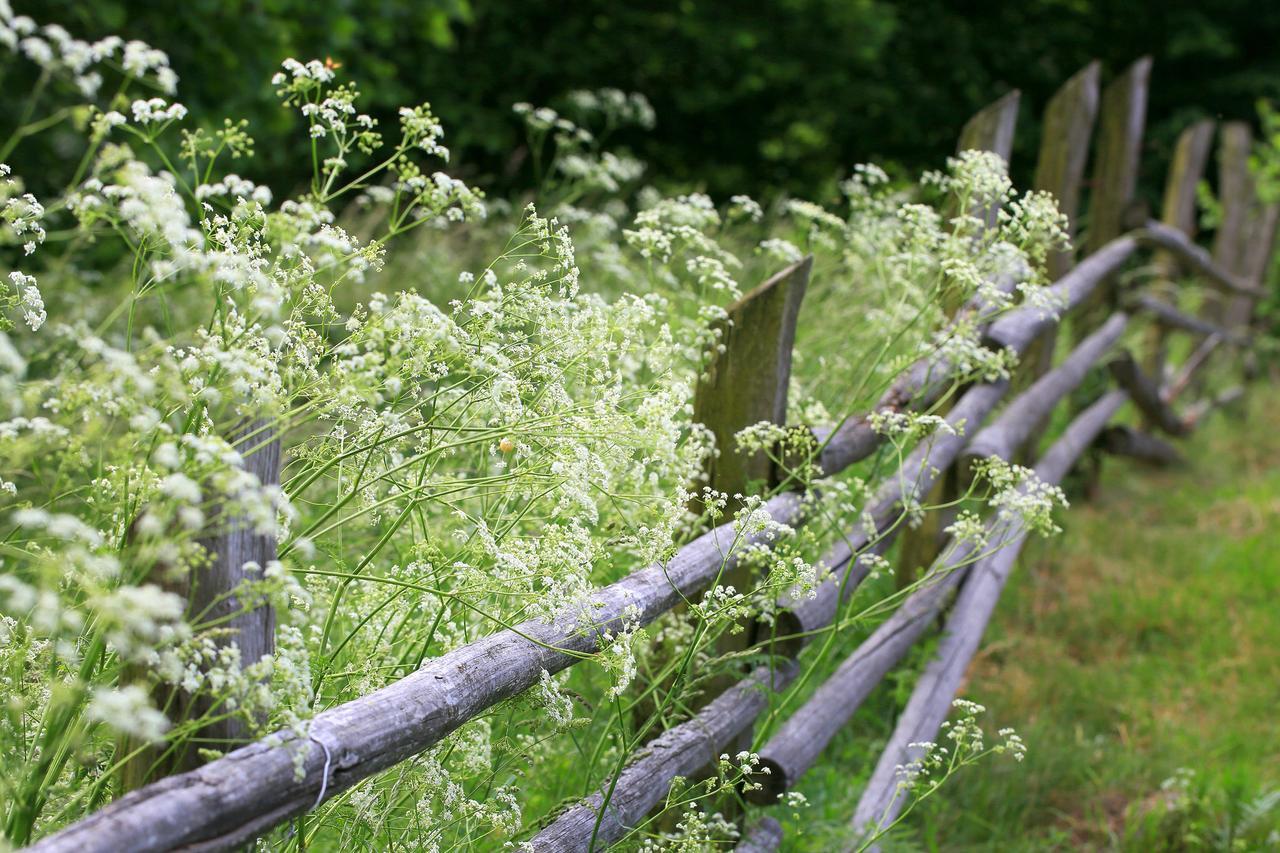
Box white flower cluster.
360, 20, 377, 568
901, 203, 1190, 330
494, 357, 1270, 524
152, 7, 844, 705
0, 3, 176, 97
972, 457, 1070, 536
130, 97, 188, 125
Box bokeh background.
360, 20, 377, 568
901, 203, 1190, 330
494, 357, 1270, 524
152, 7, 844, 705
24, 0, 1280, 201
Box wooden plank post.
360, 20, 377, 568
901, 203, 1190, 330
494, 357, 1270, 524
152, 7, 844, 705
664, 257, 809, 821
1015, 62, 1102, 458
691, 257, 809, 665
692, 257, 811, 516
1036, 61, 1102, 282
1207, 122, 1253, 327
122, 421, 281, 788
1077, 57, 1152, 338
188, 420, 281, 759
1145, 119, 1216, 377
1085, 58, 1153, 255
897, 91, 1019, 585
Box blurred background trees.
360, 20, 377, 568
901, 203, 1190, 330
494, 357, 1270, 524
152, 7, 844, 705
23, 0, 1280, 202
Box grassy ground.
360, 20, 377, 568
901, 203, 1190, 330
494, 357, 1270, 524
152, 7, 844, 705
778, 383, 1280, 851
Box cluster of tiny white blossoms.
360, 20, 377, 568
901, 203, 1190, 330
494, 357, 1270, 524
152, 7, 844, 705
972, 457, 1070, 535
514, 91, 651, 194
894, 699, 1027, 802
0, 7, 1073, 842
0, 1, 176, 97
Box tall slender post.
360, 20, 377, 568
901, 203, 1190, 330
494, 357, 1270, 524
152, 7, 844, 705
1085, 57, 1153, 256
898, 91, 1019, 584
1016, 62, 1102, 455
1145, 119, 1216, 377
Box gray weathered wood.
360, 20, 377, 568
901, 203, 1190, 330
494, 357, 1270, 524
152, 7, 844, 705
735, 817, 784, 853
1035, 61, 1101, 280
1097, 425, 1182, 466
1158, 120, 1216, 263
1107, 350, 1189, 436
1144, 119, 1214, 379
1132, 294, 1245, 344
958, 90, 1021, 160
32, 491, 803, 853
965, 312, 1128, 463
776, 381, 1010, 655
1085, 58, 1152, 255
1136, 221, 1266, 297
1209, 123, 1254, 326
746, 542, 978, 805
529, 664, 797, 851
1019, 62, 1101, 416
187, 420, 280, 760
985, 235, 1138, 354
694, 257, 810, 505
848, 390, 1127, 839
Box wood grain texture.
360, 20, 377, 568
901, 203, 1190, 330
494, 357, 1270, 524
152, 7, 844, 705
187, 420, 280, 761
1021, 61, 1101, 410
694, 257, 810, 506
1159, 121, 1216, 255
1085, 58, 1152, 255
957, 90, 1021, 159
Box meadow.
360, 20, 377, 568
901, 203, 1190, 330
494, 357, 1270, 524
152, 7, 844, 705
0, 5, 1277, 852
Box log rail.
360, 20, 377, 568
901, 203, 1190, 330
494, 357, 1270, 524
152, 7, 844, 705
29, 59, 1279, 853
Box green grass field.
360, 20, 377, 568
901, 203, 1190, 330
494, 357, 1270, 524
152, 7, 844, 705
777, 383, 1280, 851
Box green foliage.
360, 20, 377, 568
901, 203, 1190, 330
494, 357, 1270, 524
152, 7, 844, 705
22, 0, 1280, 201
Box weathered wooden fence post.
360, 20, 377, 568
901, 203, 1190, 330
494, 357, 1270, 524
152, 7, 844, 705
661, 257, 810, 819
1145, 119, 1216, 377
1075, 57, 1151, 352
1208, 122, 1253, 329
1014, 62, 1102, 456
1036, 61, 1102, 283
120, 420, 281, 788
1084, 57, 1153, 257
897, 91, 1020, 584
692, 257, 811, 516
187, 420, 281, 761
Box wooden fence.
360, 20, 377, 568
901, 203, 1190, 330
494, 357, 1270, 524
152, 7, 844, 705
29, 56, 1280, 852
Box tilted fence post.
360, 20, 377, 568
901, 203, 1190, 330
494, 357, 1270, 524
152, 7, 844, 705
1208, 122, 1253, 328
653, 257, 810, 823
1015, 61, 1102, 457
898, 91, 1019, 585
1036, 61, 1101, 283
1076, 57, 1152, 346
1145, 119, 1216, 377
692, 257, 811, 516
1213, 123, 1280, 333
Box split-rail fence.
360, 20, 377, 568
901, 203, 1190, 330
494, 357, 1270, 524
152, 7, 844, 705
28, 56, 1280, 852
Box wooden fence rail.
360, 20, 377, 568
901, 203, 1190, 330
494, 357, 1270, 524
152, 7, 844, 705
29, 58, 1280, 853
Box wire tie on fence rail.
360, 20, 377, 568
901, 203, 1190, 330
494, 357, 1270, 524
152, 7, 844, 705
310, 730, 335, 811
